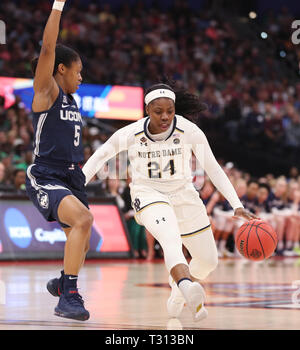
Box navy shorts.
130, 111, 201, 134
25, 160, 89, 228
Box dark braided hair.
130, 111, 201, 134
145, 77, 207, 121
31, 44, 80, 77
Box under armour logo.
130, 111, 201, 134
156, 217, 166, 224
160, 90, 165, 94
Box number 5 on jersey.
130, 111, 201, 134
74, 125, 80, 146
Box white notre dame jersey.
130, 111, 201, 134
83, 114, 243, 210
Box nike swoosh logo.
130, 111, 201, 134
68, 276, 78, 280
62, 104, 70, 108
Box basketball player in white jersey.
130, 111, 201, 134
83, 82, 257, 321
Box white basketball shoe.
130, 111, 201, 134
166, 275, 185, 318
185, 281, 208, 322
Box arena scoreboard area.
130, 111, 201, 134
0, 76, 144, 121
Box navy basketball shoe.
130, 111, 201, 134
54, 288, 90, 321
46, 270, 64, 297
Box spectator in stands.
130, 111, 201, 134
284, 109, 300, 161
240, 179, 259, 213
12, 168, 26, 193
0, 162, 5, 184
264, 108, 285, 153
223, 97, 242, 144
282, 180, 300, 256
201, 179, 220, 217
268, 177, 288, 254
288, 166, 299, 182
200, 179, 216, 206
1, 154, 13, 185
240, 102, 265, 150
0, 131, 9, 156
255, 183, 271, 219
0, 161, 13, 192
212, 193, 233, 257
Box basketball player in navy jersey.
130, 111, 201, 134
25, 0, 92, 321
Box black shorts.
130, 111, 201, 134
25, 160, 89, 228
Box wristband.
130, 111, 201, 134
52, 1, 65, 11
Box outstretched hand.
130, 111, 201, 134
232, 207, 260, 222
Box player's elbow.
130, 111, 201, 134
40, 43, 55, 57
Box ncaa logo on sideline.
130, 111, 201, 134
4, 208, 32, 248
0, 20, 5, 44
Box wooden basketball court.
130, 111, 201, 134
0, 257, 299, 330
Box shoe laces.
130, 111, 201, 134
66, 289, 85, 306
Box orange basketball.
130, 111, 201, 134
235, 219, 278, 261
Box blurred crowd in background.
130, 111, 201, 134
1, 0, 300, 258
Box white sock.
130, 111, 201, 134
286, 240, 293, 250
277, 241, 284, 250
177, 278, 193, 300
219, 240, 226, 251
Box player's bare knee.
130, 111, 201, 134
83, 212, 94, 230
74, 211, 93, 232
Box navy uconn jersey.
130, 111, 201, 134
26, 85, 88, 227
32, 86, 84, 164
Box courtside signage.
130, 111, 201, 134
0, 200, 131, 259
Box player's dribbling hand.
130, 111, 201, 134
232, 207, 260, 222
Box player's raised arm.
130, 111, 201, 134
32, 1, 66, 110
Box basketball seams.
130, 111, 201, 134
255, 224, 265, 259
235, 222, 250, 245
246, 221, 256, 259
255, 222, 278, 245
